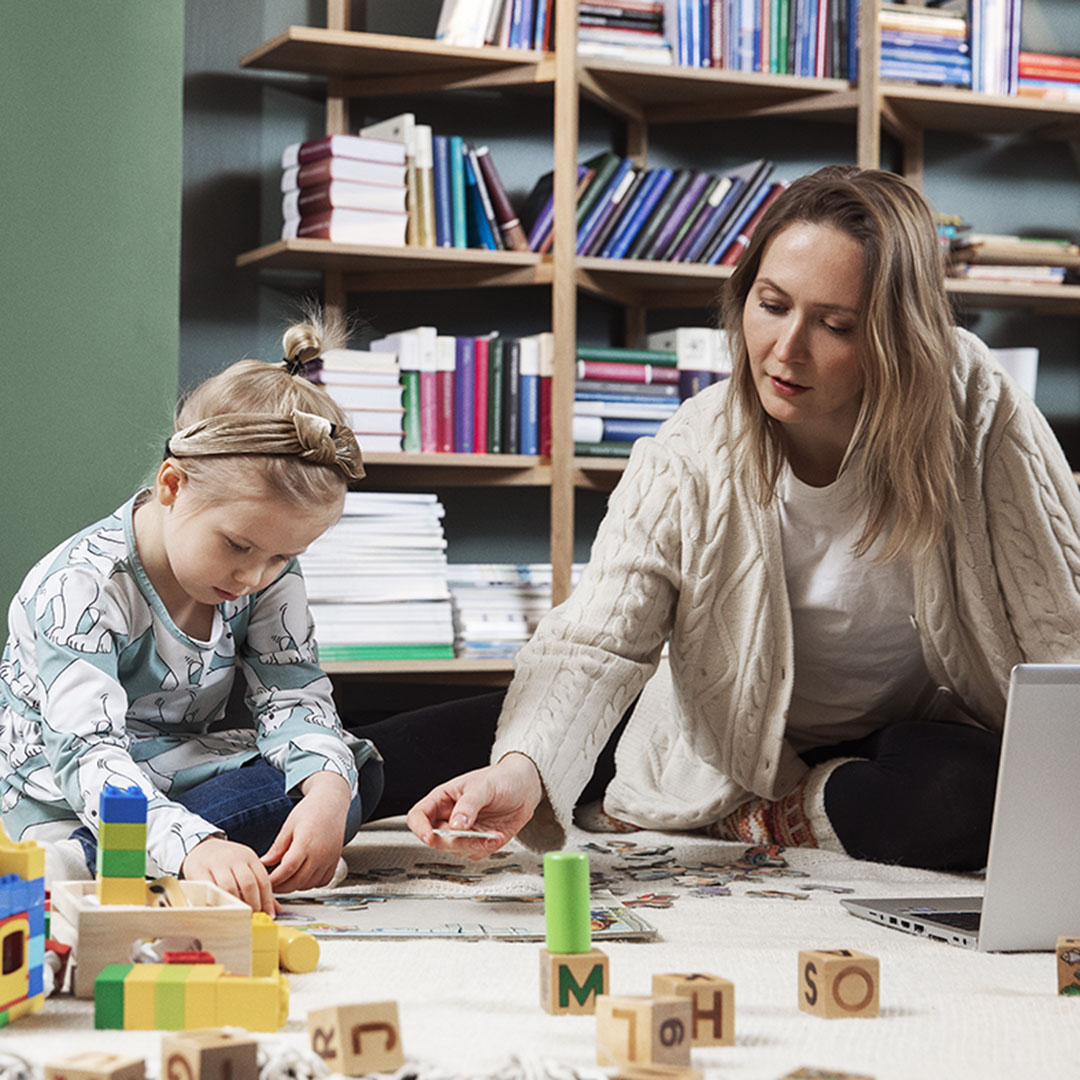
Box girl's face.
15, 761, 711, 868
743, 220, 866, 455
155, 469, 339, 610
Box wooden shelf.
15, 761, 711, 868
359, 452, 551, 487
322, 657, 515, 684
946, 279, 1080, 316
882, 83, 1080, 136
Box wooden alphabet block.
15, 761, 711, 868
160, 1029, 258, 1080
798, 950, 879, 1019
308, 1001, 405, 1075
596, 994, 693, 1068
539, 946, 609, 1014
651, 972, 734, 1046
609, 1067, 704, 1080
45, 1052, 146, 1080
1057, 936, 1080, 996
777, 1069, 875, 1079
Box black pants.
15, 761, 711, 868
357, 690, 1001, 873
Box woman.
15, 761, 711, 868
402, 165, 1080, 872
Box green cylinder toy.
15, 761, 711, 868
543, 850, 591, 954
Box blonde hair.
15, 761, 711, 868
721, 165, 962, 561
170, 315, 363, 510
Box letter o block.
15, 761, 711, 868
798, 950, 879, 1019
651, 972, 734, 1046
308, 1002, 405, 1075
596, 994, 693, 1068
160, 1030, 258, 1080
540, 946, 609, 1014
1057, 936, 1080, 996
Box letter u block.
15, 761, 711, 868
539, 946, 609, 1014
798, 949, 879, 1018
1057, 936, 1080, 996
596, 994, 693, 1068
307, 1001, 405, 1075
651, 972, 734, 1046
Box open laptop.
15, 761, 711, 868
841, 663, 1080, 951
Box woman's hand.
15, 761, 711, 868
261, 771, 352, 894
181, 836, 278, 915
406, 752, 544, 860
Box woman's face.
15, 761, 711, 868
743, 220, 866, 454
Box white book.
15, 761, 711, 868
282, 181, 408, 219
435, 0, 499, 47
344, 409, 407, 435
319, 370, 402, 388
324, 384, 405, 410
353, 433, 403, 453
319, 348, 398, 372
573, 400, 680, 420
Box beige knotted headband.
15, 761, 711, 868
166, 409, 364, 481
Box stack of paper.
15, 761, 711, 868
302, 493, 454, 661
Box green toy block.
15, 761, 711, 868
95, 964, 133, 1029
156, 964, 193, 1030
543, 850, 591, 954
97, 848, 146, 878
98, 821, 147, 851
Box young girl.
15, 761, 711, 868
406, 165, 1080, 873
0, 318, 380, 914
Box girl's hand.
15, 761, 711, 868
262, 771, 352, 893
181, 836, 278, 915
406, 752, 544, 860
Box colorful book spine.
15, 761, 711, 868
474, 335, 490, 453
703, 177, 779, 264
644, 170, 711, 260
475, 146, 530, 251
584, 169, 647, 257
625, 169, 693, 260
503, 339, 522, 453
718, 181, 787, 266
453, 336, 476, 453
518, 335, 541, 456
432, 134, 453, 248
414, 124, 436, 248
463, 148, 499, 250
576, 157, 634, 254
537, 331, 554, 458
673, 175, 743, 261
487, 338, 506, 454
435, 335, 456, 453
577, 345, 678, 366
600, 168, 673, 260
449, 134, 468, 249
577, 360, 681, 384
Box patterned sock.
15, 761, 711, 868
573, 799, 641, 834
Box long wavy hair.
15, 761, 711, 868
721, 165, 962, 561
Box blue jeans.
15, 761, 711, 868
71, 755, 384, 873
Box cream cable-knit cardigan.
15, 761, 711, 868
492, 328, 1080, 852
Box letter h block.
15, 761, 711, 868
651, 972, 734, 1046
798, 949, 879, 1019
596, 994, 693, 1068
307, 1002, 405, 1075
539, 946, 609, 1014
1057, 936, 1080, 996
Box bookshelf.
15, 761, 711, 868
236, 0, 1080, 676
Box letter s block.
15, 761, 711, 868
596, 994, 693, 1068
307, 1002, 404, 1075
1057, 936, 1080, 996
651, 972, 734, 1046
539, 946, 609, 1014
798, 949, 879, 1019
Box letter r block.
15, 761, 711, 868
651, 972, 735, 1046
539, 946, 609, 1014
307, 1002, 405, 1075
798, 949, 879, 1018
596, 994, 693, 1068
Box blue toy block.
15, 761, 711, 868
0, 874, 21, 919
27, 965, 42, 999
100, 785, 148, 824
27, 902, 44, 938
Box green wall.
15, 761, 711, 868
0, 3, 185, 636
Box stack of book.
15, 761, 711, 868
301, 493, 455, 662
879, 2, 971, 88
1017, 51, 1080, 102
646, 326, 733, 399
573, 345, 679, 457
525, 152, 785, 263
280, 134, 410, 246
948, 232, 1080, 286
968, 0, 1023, 95
369, 327, 554, 456
577, 2, 673, 67
448, 563, 584, 658
435, 0, 555, 52
304, 348, 409, 454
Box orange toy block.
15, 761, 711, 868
1057, 936, 1080, 996
596, 994, 693, 1068
161, 1028, 259, 1080
44, 1052, 146, 1080
798, 950, 879, 1019
539, 946, 609, 1014
651, 972, 734, 1047
308, 1001, 405, 1075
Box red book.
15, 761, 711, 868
538, 332, 554, 458
282, 133, 406, 168
473, 336, 490, 455
475, 146, 530, 252
576, 360, 680, 384
282, 156, 408, 192
719, 182, 788, 267
1018, 51, 1080, 76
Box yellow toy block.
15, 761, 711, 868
215, 972, 289, 1032
0, 821, 45, 881
96, 876, 147, 906
251, 913, 278, 977
185, 965, 226, 1030
122, 964, 162, 1029
45, 1051, 146, 1080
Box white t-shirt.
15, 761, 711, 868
778, 462, 933, 753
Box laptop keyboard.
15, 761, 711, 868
926, 911, 982, 932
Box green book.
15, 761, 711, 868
487, 337, 505, 454
450, 134, 467, 249
318, 643, 456, 662
576, 345, 677, 367
777, 0, 791, 76
576, 151, 622, 230
574, 441, 634, 458
401, 368, 421, 452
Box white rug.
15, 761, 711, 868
6, 821, 1080, 1080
